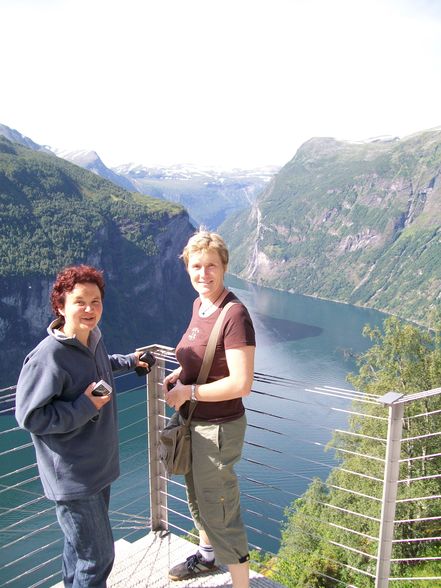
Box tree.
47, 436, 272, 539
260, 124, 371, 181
272, 316, 441, 587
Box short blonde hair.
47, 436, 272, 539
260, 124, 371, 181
181, 230, 229, 269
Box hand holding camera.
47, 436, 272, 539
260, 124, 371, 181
86, 380, 113, 413
135, 351, 156, 376
91, 380, 113, 397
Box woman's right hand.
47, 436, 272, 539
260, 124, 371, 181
163, 367, 182, 393
84, 382, 112, 410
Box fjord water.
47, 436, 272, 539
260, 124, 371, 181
125, 275, 389, 554
228, 274, 388, 387
91, 276, 385, 552
1, 277, 389, 586
223, 275, 388, 553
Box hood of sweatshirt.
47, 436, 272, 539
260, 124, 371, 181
47, 317, 102, 355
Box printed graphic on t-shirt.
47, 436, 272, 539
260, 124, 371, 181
188, 327, 200, 342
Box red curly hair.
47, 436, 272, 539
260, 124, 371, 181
51, 265, 105, 324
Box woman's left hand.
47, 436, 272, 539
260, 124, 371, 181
134, 350, 150, 370
164, 380, 190, 411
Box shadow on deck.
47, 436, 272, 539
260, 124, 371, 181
51, 532, 284, 588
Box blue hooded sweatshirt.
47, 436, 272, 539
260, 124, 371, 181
15, 319, 136, 501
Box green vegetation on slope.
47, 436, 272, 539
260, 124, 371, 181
265, 316, 441, 587
222, 129, 441, 326
0, 136, 184, 277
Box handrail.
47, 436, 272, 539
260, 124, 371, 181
1, 347, 440, 587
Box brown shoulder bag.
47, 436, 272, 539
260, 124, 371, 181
159, 302, 235, 476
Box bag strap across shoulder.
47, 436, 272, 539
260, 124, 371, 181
197, 301, 236, 385
185, 301, 237, 424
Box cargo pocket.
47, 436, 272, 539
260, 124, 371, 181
202, 480, 240, 528
222, 480, 241, 527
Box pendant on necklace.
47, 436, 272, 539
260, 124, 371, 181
200, 301, 214, 316
200, 289, 225, 316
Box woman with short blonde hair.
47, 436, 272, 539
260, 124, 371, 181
181, 230, 229, 269
164, 230, 255, 588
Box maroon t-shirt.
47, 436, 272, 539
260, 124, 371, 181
176, 291, 256, 423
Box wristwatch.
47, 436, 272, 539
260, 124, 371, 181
191, 384, 197, 402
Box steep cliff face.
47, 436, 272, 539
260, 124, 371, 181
222, 129, 441, 324
0, 215, 194, 386
0, 138, 196, 386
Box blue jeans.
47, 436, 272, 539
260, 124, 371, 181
55, 486, 115, 588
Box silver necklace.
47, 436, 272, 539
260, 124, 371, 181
200, 289, 226, 316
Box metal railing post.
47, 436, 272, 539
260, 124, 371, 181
138, 344, 174, 532
375, 392, 405, 588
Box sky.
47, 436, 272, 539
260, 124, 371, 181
1, 0, 441, 169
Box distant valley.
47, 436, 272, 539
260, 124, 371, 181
0, 124, 277, 230
112, 161, 277, 229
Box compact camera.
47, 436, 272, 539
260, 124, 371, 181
135, 351, 156, 376
91, 380, 113, 397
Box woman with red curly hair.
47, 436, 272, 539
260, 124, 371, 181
15, 265, 149, 587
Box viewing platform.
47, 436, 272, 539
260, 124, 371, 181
52, 532, 283, 588
1, 345, 440, 588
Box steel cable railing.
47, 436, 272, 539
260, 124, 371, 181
1, 356, 440, 587
107, 373, 151, 542
152, 353, 441, 586
0, 372, 152, 588
149, 358, 384, 584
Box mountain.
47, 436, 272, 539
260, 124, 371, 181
0, 124, 134, 192
0, 124, 278, 230
54, 148, 135, 192
221, 128, 441, 325
0, 136, 196, 386
56, 153, 277, 230
0, 123, 53, 155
